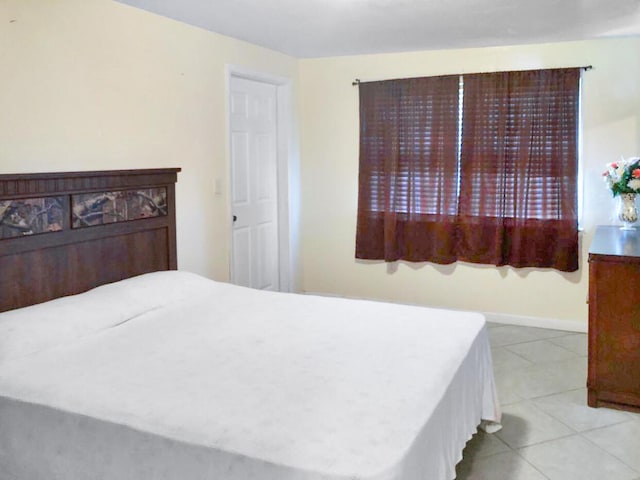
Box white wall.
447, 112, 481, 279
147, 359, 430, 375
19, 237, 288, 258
0, 0, 301, 288
299, 38, 640, 326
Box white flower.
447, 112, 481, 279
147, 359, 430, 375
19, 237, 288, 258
606, 162, 623, 181
627, 179, 640, 191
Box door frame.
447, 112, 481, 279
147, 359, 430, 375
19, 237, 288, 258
225, 65, 293, 292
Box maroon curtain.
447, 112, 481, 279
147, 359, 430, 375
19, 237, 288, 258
458, 69, 580, 271
356, 75, 460, 262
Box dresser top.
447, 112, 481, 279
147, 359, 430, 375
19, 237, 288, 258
589, 225, 640, 259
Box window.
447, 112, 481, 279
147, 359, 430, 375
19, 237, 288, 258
356, 68, 581, 272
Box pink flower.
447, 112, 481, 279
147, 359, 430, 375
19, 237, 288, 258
633, 169, 640, 178
612, 163, 619, 169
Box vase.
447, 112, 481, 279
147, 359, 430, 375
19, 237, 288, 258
618, 193, 638, 230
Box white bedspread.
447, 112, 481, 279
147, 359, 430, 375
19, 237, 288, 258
0, 272, 500, 480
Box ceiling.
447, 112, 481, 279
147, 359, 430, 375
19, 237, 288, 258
115, 0, 640, 58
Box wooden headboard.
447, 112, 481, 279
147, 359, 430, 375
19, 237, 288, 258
0, 168, 180, 313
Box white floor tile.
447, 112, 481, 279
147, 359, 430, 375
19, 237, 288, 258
532, 389, 633, 432
506, 340, 579, 364
584, 421, 640, 472
456, 451, 548, 480
460, 324, 639, 480
486, 322, 503, 329
494, 371, 526, 405
494, 359, 585, 401
495, 401, 574, 448
491, 347, 534, 372
519, 435, 638, 480
462, 430, 512, 459
548, 334, 588, 356
541, 357, 587, 390
488, 326, 568, 347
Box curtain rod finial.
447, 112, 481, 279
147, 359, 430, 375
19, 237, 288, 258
352, 78, 361, 86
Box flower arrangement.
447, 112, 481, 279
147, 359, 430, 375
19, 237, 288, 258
603, 157, 640, 196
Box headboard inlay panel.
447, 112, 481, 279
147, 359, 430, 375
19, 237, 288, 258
0, 169, 180, 312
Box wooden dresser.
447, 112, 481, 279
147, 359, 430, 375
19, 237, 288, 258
588, 225, 640, 412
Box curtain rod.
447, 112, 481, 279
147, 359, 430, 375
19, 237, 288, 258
351, 65, 593, 86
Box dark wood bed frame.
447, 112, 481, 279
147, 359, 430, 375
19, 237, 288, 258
0, 169, 180, 313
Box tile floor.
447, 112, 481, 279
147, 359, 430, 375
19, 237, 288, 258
456, 323, 640, 480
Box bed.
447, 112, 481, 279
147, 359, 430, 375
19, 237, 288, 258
0, 169, 500, 480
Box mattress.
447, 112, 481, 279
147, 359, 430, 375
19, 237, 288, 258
0, 271, 500, 480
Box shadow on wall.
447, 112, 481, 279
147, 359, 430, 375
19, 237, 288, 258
355, 257, 583, 284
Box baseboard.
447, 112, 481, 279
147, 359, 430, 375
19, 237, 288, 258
304, 291, 587, 333
483, 312, 587, 333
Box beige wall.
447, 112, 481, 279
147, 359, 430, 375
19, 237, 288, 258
0, 0, 300, 286
2, 0, 639, 327
299, 38, 640, 326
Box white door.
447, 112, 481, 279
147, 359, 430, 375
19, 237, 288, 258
229, 76, 280, 291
